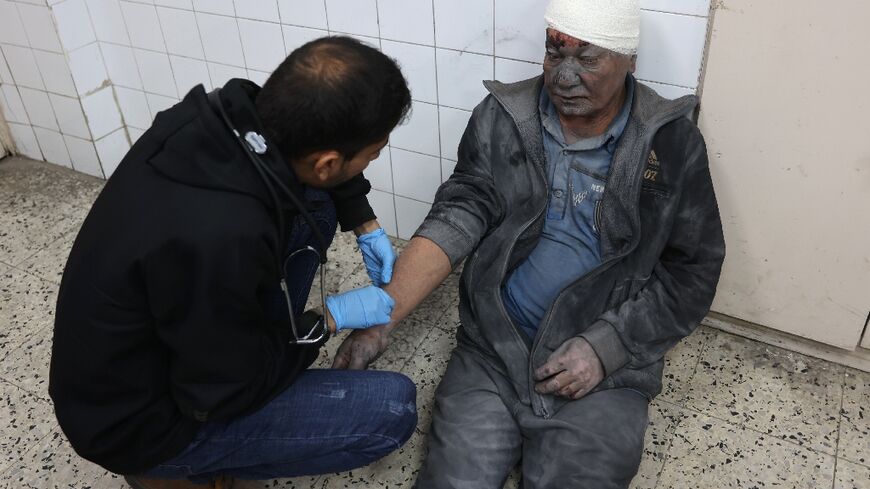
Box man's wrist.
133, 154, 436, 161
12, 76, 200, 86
578, 320, 629, 377
353, 219, 381, 237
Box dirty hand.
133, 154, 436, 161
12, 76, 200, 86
325, 285, 394, 331
357, 228, 396, 287
332, 327, 390, 370
534, 337, 605, 400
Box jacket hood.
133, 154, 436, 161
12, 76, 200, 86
146, 78, 302, 211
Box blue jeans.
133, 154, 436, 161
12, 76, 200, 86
144, 188, 417, 481
145, 369, 417, 481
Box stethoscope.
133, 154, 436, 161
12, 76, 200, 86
208, 89, 330, 345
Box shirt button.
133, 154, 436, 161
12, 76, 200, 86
553, 189, 564, 198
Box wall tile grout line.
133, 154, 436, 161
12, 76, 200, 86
152, 2, 181, 104
492, 0, 496, 81
182, 3, 213, 91
391, 144, 451, 164
371, 0, 400, 234
229, 2, 249, 81
8, 50, 49, 159
13, 2, 38, 51
641, 8, 710, 19
431, 0, 444, 185
274, 0, 287, 64
372, 0, 382, 51
112, 0, 150, 145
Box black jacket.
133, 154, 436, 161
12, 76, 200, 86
49, 79, 375, 474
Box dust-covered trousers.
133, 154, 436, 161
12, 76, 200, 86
415, 343, 649, 489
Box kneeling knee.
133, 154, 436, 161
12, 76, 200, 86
373, 372, 418, 444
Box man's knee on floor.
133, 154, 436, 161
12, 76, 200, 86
362, 371, 418, 452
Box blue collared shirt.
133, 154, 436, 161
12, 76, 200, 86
502, 79, 634, 339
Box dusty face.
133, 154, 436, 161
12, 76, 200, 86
542, 28, 635, 119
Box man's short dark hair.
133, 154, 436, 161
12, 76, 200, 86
256, 36, 411, 161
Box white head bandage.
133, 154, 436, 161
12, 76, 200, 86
544, 0, 640, 55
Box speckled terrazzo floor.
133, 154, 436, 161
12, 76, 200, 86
1, 156, 868, 489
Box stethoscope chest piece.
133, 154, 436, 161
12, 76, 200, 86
244, 131, 268, 154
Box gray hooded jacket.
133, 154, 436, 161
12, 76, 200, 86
415, 75, 725, 419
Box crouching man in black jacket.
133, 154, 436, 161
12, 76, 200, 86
50, 37, 415, 489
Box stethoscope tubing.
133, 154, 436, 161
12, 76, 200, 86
208, 89, 330, 344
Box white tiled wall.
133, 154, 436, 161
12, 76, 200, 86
0, 0, 712, 239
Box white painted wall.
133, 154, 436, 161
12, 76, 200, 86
0, 0, 713, 239
700, 0, 870, 349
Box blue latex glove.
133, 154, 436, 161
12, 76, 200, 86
325, 285, 395, 331
357, 228, 396, 287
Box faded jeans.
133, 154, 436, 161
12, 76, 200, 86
142, 368, 418, 481
142, 188, 417, 481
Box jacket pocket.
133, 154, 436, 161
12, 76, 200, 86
640, 182, 671, 199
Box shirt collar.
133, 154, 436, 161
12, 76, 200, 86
539, 76, 635, 154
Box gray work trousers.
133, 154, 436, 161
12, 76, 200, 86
415, 344, 649, 489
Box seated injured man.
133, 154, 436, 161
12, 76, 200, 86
331, 0, 726, 487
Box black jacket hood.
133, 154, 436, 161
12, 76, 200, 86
146, 78, 303, 213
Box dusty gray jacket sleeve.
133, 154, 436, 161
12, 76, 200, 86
580, 130, 726, 376
414, 100, 505, 268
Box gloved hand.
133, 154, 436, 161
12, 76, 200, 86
357, 228, 395, 287
325, 285, 395, 332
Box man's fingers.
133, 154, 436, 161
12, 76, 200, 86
558, 380, 586, 399
571, 386, 592, 400
534, 357, 565, 381
535, 371, 573, 394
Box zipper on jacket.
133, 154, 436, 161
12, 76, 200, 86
527, 119, 680, 415
495, 208, 546, 349
492, 157, 549, 416
528, 252, 623, 417
495, 202, 547, 414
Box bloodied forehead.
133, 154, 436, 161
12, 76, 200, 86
546, 28, 590, 49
